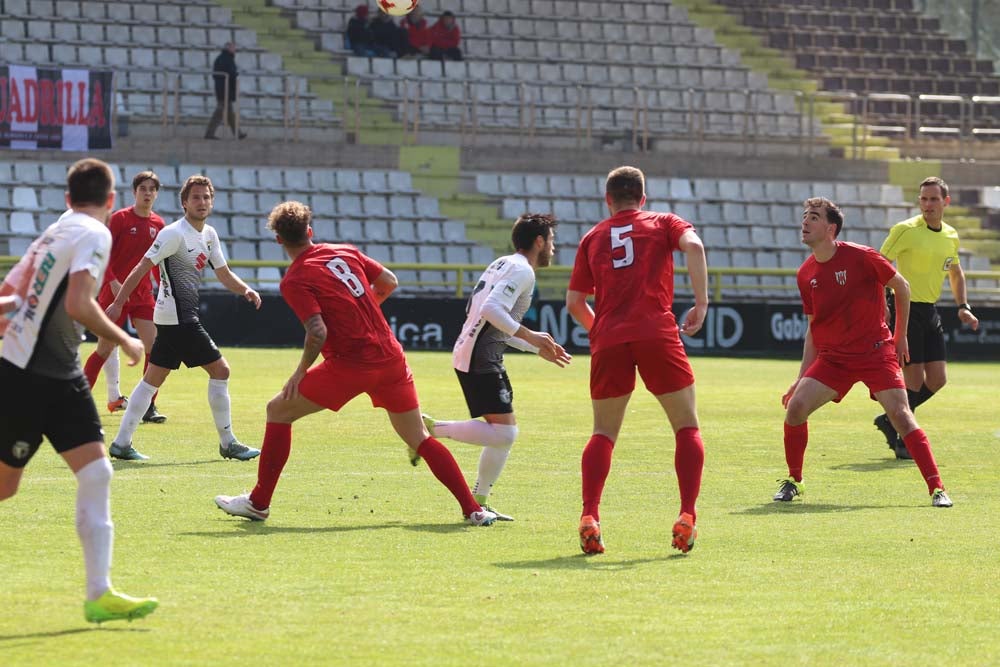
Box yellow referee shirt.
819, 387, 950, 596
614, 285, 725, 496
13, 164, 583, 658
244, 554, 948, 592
880, 214, 960, 304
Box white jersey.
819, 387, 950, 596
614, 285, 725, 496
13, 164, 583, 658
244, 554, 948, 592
145, 217, 226, 325
2, 211, 110, 379
453, 253, 536, 374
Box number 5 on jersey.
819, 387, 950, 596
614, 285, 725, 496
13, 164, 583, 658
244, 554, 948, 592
326, 258, 365, 297
611, 224, 634, 269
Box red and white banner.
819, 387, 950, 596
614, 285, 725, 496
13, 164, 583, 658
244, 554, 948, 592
0, 65, 114, 150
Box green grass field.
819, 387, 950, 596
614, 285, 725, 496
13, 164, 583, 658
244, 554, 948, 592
2, 348, 998, 666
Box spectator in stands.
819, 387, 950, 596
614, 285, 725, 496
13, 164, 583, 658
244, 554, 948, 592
371, 10, 407, 59
205, 42, 247, 140
401, 6, 432, 57
430, 10, 462, 61
346, 5, 376, 57
871, 177, 980, 459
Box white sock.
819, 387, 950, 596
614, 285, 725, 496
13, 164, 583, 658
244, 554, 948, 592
208, 378, 237, 446
76, 457, 114, 601
114, 380, 156, 447
434, 420, 518, 448
104, 347, 121, 403
473, 436, 516, 499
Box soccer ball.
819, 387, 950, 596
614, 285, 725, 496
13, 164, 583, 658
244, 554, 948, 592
377, 0, 419, 16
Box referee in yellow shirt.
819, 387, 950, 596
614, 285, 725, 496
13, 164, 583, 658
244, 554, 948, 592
874, 177, 980, 459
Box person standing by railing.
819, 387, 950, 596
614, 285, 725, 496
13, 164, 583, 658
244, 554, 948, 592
205, 42, 247, 140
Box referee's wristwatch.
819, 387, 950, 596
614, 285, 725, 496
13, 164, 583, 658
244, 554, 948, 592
958, 303, 973, 313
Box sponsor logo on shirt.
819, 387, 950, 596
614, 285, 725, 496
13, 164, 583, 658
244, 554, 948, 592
195, 253, 208, 271
503, 282, 516, 297
129, 226, 137, 235
835, 270, 847, 286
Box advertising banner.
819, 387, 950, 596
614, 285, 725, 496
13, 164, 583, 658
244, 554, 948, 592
0, 65, 113, 150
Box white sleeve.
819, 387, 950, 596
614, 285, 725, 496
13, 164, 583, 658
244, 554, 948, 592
481, 299, 522, 337
207, 226, 226, 269
506, 336, 539, 354
71, 226, 112, 283
145, 226, 181, 265
485, 263, 534, 311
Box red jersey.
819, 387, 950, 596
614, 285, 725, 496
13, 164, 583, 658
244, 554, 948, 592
401, 15, 432, 49
430, 19, 461, 49
280, 243, 404, 365
105, 206, 165, 286
797, 241, 898, 356
569, 209, 693, 354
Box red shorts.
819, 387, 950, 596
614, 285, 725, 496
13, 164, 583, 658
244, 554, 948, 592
590, 338, 695, 400
98, 282, 155, 326
804, 344, 906, 403
298, 355, 419, 413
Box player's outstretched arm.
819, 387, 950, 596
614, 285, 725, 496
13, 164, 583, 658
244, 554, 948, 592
214, 265, 262, 309
886, 272, 911, 366
67, 270, 143, 365
108, 257, 156, 321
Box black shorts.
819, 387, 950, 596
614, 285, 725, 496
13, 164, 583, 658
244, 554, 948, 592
0, 360, 104, 469
906, 302, 946, 365
456, 368, 514, 418
150, 322, 223, 370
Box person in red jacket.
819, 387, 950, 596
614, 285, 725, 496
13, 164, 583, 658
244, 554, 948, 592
401, 6, 432, 57
430, 10, 462, 61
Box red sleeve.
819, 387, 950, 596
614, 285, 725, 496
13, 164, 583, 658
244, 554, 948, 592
663, 213, 694, 250
280, 273, 322, 323
865, 246, 897, 286
568, 235, 595, 294
359, 252, 386, 284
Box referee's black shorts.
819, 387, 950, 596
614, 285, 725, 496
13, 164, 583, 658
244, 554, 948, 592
149, 322, 223, 370
906, 302, 947, 365
0, 360, 104, 469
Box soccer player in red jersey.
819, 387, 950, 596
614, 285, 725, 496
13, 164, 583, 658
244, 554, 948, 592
774, 197, 953, 508
83, 170, 168, 424
214, 201, 498, 526
566, 166, 709, 555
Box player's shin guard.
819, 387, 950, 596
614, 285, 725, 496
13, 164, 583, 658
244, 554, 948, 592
472, 428, 516, 500
416, 437, 480, 516
208, 379, 237, 446
250, 422, 292, 510
784, 422, 808, 482
901, 428, 944, 493
114, 381, 156, 446
76, 457, 114, 601
675, 427, 704, 522
581, 434, 614, 521
104, 348, 121, 403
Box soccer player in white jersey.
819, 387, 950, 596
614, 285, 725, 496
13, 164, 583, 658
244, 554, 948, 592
106, 174, 262, 461
420, 214, 571, 520
0, 158, 158, 623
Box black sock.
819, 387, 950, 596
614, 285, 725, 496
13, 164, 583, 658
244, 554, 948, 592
907, 384, 936, 412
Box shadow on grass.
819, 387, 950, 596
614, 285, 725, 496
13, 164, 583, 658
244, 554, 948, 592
403, 523, 492, 535
497, 553, 683, 571
0, 626, 150, 643
179, 520, 404, 538
110, 459, 226, 470
731, 502, 887, 515
828, 458, 914, 473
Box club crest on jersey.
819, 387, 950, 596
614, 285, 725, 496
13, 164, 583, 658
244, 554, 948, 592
835, 270, 847, 286
149, 227, 157, 238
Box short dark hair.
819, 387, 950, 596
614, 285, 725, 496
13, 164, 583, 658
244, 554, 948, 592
267, 201, 312, 246
66, 158, 115, 207
180, 174, 214, 204
131, 170, 160, 192
442, 10, 455, 16
606, 166, 645, 205
919, 176, 949, 199
804, 196, 844, 237
511, 213, 556, 252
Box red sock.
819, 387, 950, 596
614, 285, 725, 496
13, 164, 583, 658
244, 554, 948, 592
901, 428, 943, 494
83, 351, 106, 389
143, 355, 159, 403
784, 422, 808, 482
675, 427, 704, 522
417, 437, 480, 516
581, 434, 615, 521
249, 422, 292, 509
